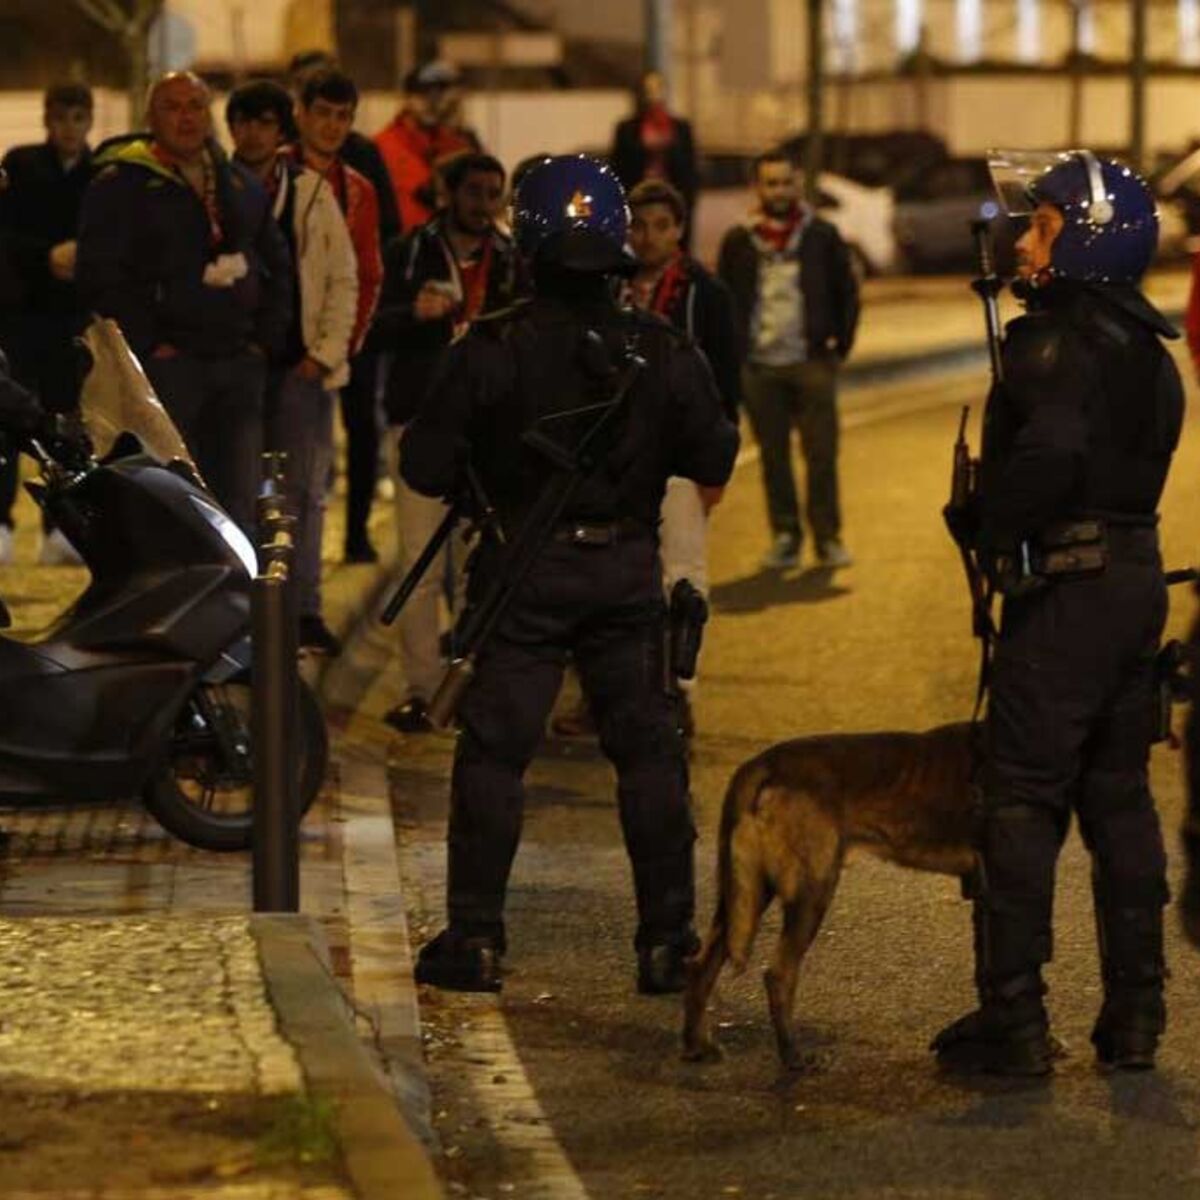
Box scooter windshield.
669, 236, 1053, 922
77, 318, 200, 477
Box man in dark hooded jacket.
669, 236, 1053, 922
76, 71, 292, 534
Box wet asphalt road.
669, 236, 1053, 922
391, 351, 1200, 1200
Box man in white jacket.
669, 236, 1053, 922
228, 81, 358, 653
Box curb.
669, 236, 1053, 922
252, 913, 443, 1200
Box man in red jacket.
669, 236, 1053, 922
374, 61, 479, 234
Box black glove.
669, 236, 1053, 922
942, 496, 980, 547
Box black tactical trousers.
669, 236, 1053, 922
446, 533, 695, 949
979, 552, 1168, 1020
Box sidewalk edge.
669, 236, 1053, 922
252, 913, 443, 1200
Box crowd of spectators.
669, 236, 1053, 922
0, 60, 858, 689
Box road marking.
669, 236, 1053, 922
337, 755, 436, 1141
452, 998, 592, 1200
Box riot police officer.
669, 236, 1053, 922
933, 151, 1184, 1075
401, 156, 739, 993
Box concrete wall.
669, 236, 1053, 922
0, 87, 630, 179
357, 89, 631, 167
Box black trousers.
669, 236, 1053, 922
979, 550, 1168, 1000
446, 534, 695, 949
340, 351, 381, 551
742, 358, 841, 547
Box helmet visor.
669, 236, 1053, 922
987, 149, 1074, 216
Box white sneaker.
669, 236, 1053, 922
0, 524, 12, 565
817, 539, 854, 568
38, 528, 83, 566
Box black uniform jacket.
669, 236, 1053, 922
400, 294, 740, 531
979, 279, 1183, 551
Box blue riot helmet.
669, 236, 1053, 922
987, 149, 1158, 285
512, 154, 634, 274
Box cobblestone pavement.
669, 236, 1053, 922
0, 916, 301, 1094
0, 461, 403, 1197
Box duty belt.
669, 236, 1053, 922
551, 518, 650, 547
991, 517, 1159, 596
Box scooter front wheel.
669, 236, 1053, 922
143, 676, 329, 852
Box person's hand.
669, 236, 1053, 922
293, 355, 326, 382
414, 284, 456, 322
48, 240, 77, 282
698, 484, 726, 514
151, 343, 178, 360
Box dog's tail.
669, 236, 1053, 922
719, 756, 774, 973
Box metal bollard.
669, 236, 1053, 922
252, 452, 300, 912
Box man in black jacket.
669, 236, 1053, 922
610, 73, 699, 250
718, 150, 859, 571
0, 83, 94, 563
76, 72, 293, 536
373, 152, 526, 733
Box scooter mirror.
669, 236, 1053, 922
0, 598, 11, 630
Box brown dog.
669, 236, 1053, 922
682, 722, 979, 1070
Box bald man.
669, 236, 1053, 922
76, 71, 293, 534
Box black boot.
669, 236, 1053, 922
414, 927, 504, 993
932, 974, 1054, 1076
933, 833, 1057, 1077
1091, 877, 1166, 1071
637, 929, 700, 995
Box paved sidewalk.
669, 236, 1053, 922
0, 485, 441, 1198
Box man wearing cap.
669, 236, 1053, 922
374, 62, 480, 234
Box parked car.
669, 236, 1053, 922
891, 156, 1017, 275
1148, 146, 1200, 258
780, 130, 948, 190
688, 151, 896, 276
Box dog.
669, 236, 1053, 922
682, 722, 979, 1070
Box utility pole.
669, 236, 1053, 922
1130, 0, 1148, 171
73, 0, 163, 122
804, 0, 825, 204
644, 0, 673, 96
1067, 0, 1084, 146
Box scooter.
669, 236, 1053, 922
0, 319, 326, 851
